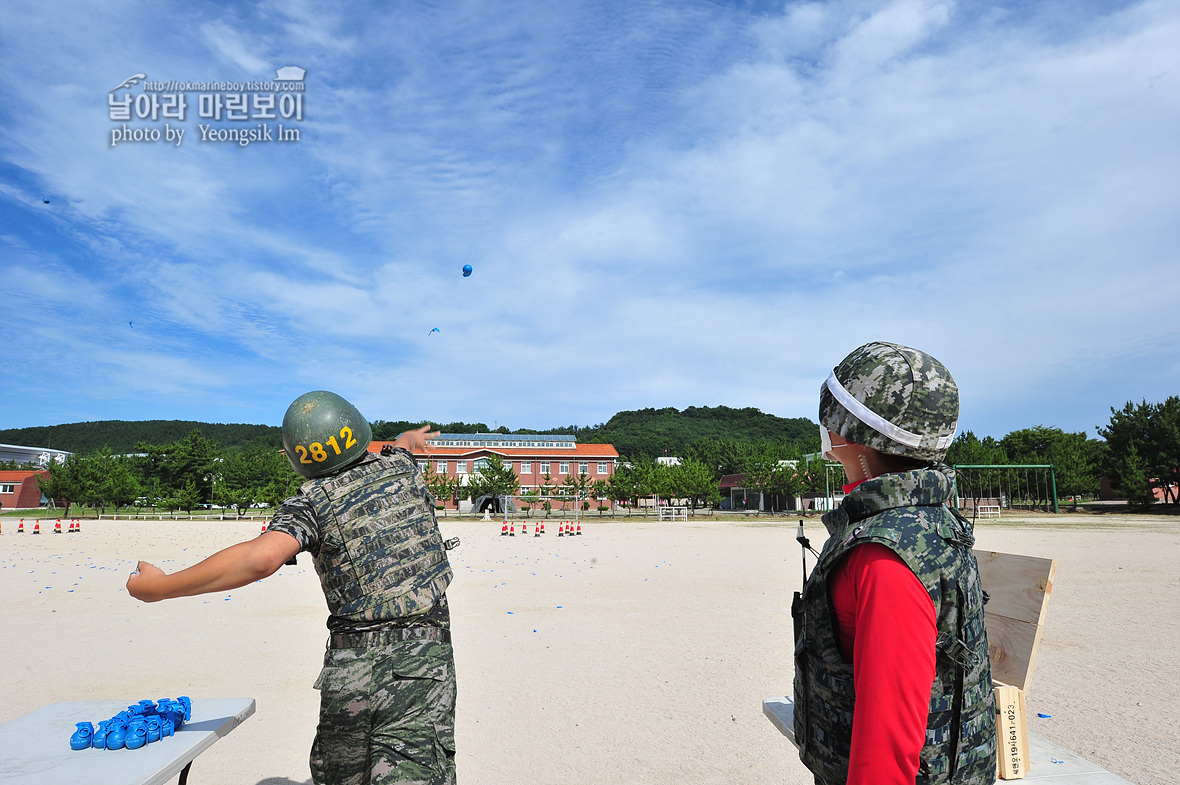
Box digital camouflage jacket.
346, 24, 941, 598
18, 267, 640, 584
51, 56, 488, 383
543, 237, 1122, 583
270, 450, 453, 630
792, 465, 996, 785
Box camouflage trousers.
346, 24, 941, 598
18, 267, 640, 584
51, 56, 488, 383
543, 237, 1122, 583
311, 639, 457, 785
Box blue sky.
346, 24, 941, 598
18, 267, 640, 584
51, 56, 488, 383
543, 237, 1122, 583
1, 0, 1177, 439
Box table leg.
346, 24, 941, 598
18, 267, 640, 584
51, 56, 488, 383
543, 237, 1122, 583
178, 760, 193, 785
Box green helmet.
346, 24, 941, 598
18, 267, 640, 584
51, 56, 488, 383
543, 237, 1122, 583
819, 342, 958, 462
282, 390, 373, 479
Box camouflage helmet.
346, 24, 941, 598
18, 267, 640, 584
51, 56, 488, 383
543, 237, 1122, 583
819, 342, 958, 461
282, 390, 373, 478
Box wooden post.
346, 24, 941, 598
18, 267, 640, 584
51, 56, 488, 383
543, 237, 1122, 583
994, 683, 1030, 779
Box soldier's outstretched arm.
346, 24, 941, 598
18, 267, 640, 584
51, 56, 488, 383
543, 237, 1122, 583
126, 530, 301, 603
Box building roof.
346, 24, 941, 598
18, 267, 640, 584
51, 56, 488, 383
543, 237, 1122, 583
369, 442, 619, 459
719, 473, 746, 490
0, 469, 49, 481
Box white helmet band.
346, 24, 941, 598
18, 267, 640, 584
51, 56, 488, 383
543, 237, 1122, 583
825, 371, 956, 451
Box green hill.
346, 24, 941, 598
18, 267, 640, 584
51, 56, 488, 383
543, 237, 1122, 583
0, 421, 283, 455
0, 405, 815, 459
580, 405, 816, 458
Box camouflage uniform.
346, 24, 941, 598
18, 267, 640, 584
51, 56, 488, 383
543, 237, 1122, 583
268, 449, 456, 785
793, 466, 996, 784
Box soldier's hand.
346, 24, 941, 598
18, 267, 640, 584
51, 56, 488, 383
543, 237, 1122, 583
394, 424, 440, 453
126, 561, 167, 602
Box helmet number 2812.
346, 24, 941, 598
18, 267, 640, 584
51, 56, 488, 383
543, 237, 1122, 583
294, 426, 359, 465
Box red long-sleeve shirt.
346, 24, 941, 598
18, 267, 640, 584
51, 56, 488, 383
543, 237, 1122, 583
829, 541, 937, 785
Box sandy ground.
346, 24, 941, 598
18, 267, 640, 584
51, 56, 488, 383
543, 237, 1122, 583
0, 513, 1177, 785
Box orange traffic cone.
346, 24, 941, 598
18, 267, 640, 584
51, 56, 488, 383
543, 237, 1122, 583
66, 520, 74, 533
509, 523, 515, 537
534, 522, 540, 538
500, 522, 508, 536
261, 524, 267, 533
576, 523, 582, 536
540, 522, 545, 535
17, 520, 24, 533
73, 519, 81, 532
53, 520, 63, 534
557, 521, 565, 537
33, 522, 41, 534
521, 522, 528, 536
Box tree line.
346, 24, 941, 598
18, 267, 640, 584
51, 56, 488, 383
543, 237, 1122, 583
34, 430, 301, 517
11, 397, 1177, 515
943, 398, 1179, 509
0, 405, 816, 461
1098, 397, 1180, 508
0, 420, 283, 456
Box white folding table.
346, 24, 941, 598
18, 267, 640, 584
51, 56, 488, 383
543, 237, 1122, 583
0, 697, 255, 785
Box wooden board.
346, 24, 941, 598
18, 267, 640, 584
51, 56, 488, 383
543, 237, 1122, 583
975, 550, 1056, 692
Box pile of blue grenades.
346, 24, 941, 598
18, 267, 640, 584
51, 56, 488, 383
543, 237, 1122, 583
69, 697, 191, 750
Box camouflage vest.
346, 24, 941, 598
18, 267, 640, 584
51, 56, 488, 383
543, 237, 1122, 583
301, 452, 452, 623
792, 466, 996, 785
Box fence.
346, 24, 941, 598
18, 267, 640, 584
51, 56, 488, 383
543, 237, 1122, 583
952, 464, 1058, 514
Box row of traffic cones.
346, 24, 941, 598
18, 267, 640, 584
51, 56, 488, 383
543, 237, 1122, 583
9, 519, 82, 534
501, 521, 528, 536
498, 521, 582, 537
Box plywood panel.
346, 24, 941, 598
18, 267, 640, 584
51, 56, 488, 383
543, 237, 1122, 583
976, 551, 1056, 624
985, 615, 1045, 691
975, 550, 1056, 692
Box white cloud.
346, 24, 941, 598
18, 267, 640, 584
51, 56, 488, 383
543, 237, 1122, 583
0, 0, 1176, 435
199, 20, 274, 74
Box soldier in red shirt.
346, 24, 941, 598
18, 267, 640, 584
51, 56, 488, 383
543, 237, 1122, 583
793, 343, 996, 785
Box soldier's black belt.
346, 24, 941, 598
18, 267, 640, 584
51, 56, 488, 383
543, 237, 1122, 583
328, 627, 451, 648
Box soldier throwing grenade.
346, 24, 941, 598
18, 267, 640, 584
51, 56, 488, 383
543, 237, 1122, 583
128, 391, 457, 785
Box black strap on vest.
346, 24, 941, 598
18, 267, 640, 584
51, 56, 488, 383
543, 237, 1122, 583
793, 519, 821, 645
796, 519, 820, 585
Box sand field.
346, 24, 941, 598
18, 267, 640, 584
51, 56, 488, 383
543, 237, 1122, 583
1, 513, 1176, 784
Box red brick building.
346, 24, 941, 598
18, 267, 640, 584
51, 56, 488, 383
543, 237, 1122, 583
0, 470, 49, 510
367, 433, 619, 511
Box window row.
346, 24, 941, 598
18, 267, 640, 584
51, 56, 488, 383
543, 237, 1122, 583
421, 460, 612, 475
